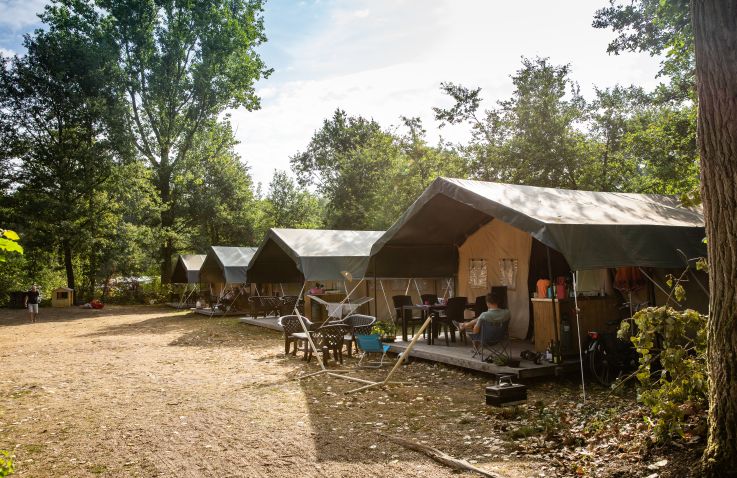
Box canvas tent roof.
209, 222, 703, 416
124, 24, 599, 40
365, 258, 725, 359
247, 228, 385, 282
370, 177, 706, 276
200, 246, 257, 285
170, 254, 206, 284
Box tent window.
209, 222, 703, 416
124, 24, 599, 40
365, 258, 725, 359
468, 259, 487, 288
498, 258, 518, 290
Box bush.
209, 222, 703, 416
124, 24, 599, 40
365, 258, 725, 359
0, 450, 14, 477
619, 305, 707, 440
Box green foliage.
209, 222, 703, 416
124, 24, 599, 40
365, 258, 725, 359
291, 109, 465, 230
0, 450, 13, 477
620, 306, 707, 440
0, 229, 23, 262
97, 0, 271, 277
260, 171, 323, 230
371, 320, 396, 339
175, 121, 262, 251
435, 57, 699, 195
593, 0, 693, 100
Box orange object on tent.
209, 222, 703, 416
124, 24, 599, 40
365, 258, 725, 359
614, 267, 646, 292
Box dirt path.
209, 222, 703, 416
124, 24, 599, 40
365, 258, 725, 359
0, 305, 548, 477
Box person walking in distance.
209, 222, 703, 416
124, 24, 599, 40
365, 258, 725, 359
25, 284, 40, 323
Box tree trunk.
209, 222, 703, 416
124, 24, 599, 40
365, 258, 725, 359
158, 155, 174, 284
692, 1, 737, 475
63, 239, 76, 294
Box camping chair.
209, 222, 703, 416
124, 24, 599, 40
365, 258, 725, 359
342, 314, 376, 357
468, 317, 511, 364
354, 334, 391, 368
306, 324, 350, 365
392, 295, 424, 339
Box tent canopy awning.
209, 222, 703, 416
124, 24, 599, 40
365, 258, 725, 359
370, 177, 706, 275
170, 254, 206, 284
200, 246, 257, 285
247, 228, 385, 282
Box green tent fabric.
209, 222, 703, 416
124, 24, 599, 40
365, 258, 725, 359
200, 246, 258, 285
370, 177, 706, 276
247, 228, 385, 282
170, 254, 206, 284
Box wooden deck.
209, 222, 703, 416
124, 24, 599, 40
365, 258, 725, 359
238, 316, 282, 331
388, 337, 579, 379
194, 308, 248, 317
236, 316, 580, 378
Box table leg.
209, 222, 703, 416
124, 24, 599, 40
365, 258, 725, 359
402, 308, 408, 342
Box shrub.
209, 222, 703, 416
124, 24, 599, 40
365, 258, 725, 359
0, 450, 14, 477
619, 305, 707, 440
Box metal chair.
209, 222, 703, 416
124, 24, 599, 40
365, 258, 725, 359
468, 317, 511, 364
342, 314, 376, 357
354, 334, 391, 368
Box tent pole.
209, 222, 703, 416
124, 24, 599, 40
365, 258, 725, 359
637, 267, 683, 308
572, 271, 586, 402
379, 280, 393, 324
546, 246, 561, 345
373, 260, 378, 318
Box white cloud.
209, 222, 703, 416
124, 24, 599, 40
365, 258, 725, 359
230, 0, 666, 186
0, 0, 47, 30
0, 47, 16, 57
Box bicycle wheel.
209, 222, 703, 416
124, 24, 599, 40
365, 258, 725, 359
587, 341, 615, 386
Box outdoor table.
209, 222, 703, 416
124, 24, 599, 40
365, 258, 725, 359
401, 304, 447, 344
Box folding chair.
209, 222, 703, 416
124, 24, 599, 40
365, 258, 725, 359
468, 318, 511, 364
355, 334, 391, 368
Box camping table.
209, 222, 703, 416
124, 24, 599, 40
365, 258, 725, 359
401, 304, 447, 344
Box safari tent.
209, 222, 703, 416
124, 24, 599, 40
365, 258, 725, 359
170, 254, 206, 284
200, 246, 257, 286
169, 254, 206, 308
247, 228, 385, 284
369, 177, 707, 340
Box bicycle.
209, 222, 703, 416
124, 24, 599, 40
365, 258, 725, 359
584, 301, 648, 386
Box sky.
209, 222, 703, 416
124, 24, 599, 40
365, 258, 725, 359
0, 0, 664, 188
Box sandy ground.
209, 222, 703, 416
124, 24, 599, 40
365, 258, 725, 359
0, 305, 552, 477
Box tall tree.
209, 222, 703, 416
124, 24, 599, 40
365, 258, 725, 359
291, 109, 400, 229
691, 1, 737, 475
0, 0, 129, 292
98, 0, 270, 281
435, 57, 590, 189
262, 171, 323, 230
177, 120, 262, 251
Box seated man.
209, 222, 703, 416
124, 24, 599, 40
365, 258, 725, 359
454, 291, 509, 334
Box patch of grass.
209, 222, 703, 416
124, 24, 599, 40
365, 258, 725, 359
89, 464, 107, 474
24, 444, 44, 454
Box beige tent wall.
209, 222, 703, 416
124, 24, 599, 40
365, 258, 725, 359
457, 220, 533, 339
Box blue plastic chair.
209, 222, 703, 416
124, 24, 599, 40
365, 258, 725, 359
354, 334, 391, 368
